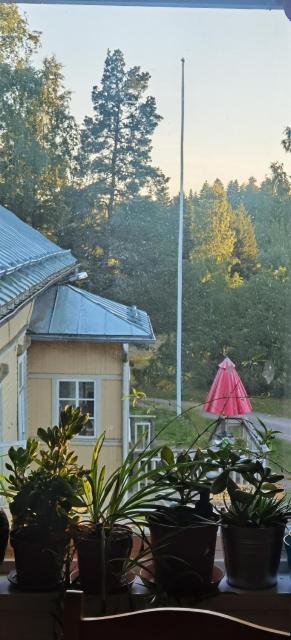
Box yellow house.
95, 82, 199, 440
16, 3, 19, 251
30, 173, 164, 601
0, 205, 155, 475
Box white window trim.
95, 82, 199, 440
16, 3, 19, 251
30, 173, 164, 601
54, 375, 101, 441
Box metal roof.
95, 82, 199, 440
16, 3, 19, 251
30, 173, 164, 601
29, 284, 155, 343
0, 205, 77, 321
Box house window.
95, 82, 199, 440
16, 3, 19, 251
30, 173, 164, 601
17, 353, 26, 441
57, 379, 96, 437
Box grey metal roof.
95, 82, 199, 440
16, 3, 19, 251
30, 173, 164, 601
0, 205, 77, 321
29, 284, 155, 343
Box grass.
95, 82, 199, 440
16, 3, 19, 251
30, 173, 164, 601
251, 396, 291, 418
270, 439, 291, 476
130, 404, 214, 448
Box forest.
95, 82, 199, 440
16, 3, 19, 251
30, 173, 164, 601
1, 5, 291, 403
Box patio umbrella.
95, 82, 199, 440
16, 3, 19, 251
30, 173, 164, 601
204, 357, 252, 416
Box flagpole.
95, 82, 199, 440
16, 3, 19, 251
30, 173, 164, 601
176, 57, 185, 417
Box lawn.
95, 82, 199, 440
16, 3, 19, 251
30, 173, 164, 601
131, 404, 291, 484
131, 404, 213, 448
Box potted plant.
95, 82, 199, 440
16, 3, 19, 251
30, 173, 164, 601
0, 406, 87, 590
148, 445, 219, 595
73, 431, 161, 594
210, 431, 291, 590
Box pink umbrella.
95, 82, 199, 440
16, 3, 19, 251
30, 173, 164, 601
204, 357, 252, 416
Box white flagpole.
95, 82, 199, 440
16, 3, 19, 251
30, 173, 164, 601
176, 57, 185, 417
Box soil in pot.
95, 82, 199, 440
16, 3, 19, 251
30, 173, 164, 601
10, 526, 69, 590
74, 523, 132, 594
148, 506, 218, 595
222, 523, 285, 589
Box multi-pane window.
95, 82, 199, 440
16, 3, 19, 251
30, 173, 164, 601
58, 380, 96, 437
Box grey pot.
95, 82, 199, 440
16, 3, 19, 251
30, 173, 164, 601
222, 523, 285, 590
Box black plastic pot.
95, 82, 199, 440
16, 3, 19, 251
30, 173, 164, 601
0, 509, 9, 563
148, 509, 218, 595
222, 523, 285, 589
10, 526, 68, 590
74, 524, 132, 594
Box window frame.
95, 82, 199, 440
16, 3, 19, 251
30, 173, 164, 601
54, 375, 101, 441
17, 352, 27, 441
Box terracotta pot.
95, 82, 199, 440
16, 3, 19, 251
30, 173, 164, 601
74, 524, 132, 594
148, 512, 218, 594
222, 523, 285, 589
10, 526, 68, 590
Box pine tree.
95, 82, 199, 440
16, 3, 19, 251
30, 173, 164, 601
80, 49, 168, 219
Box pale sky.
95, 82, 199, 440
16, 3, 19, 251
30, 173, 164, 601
20, 4, 291, 194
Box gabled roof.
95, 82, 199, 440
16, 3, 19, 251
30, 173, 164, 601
0, 205, 77, 321
28, 284, 155, 343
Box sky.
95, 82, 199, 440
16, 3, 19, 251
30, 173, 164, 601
20, 4, 291, 195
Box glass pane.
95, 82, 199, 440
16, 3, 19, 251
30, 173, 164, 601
59, 400, 76, 413
79, 418, 94, 437
59, 381, 76, 399
79, 400, 94, 417
79, 381, 94, 399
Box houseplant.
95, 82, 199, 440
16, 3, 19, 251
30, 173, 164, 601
210, 432, 291, 589
0, 405, 87, 589
73, 431, 161, 594
148, 445, 219, 595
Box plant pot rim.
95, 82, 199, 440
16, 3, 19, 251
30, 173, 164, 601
148, 515, 218, 530
10, 525, 69, 542
73, 522, 132, 541
221, 522, 286, 530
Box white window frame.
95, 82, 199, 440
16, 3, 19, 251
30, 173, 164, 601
17, 352, 27, 441
54, 376, 101, 440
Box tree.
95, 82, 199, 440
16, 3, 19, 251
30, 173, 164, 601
190, 179, 235, 266
105, 197, 178, 332
227, 179, 241, 209
230, 204, 258, 279
80, 49, 168, 219
0, 4, 40, 66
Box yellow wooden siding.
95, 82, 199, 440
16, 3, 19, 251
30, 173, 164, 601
0, 302, 33, 442
28, 342, 122, 375
27, 378, 52, 438
27, 340, 124, 477
72, 443, 122, 472
101, 379, 122, 439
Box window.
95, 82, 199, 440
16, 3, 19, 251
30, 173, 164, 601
57, 379, 96, 437
17, 353, 26, 441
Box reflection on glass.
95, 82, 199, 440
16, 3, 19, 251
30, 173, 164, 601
79, 400, 94, 417
80, 418, 94, 437
59, 400, 76, 412
79, 381, 94, 399
59, 381, 76, 399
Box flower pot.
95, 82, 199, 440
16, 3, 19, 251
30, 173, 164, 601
0, 510, 9, 563
148, 512, 218, 595
284, 531, 291, 574
10, 526, 69, 590
222, 523, 285, 589
74, 524, 132, 594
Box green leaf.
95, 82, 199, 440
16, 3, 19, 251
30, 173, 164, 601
212, 471, 228, 494
161, 446, 174, 466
